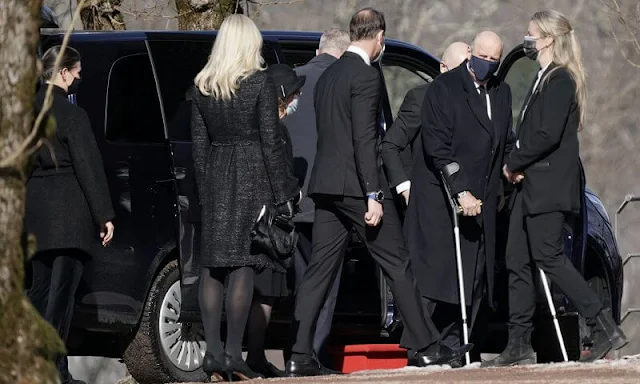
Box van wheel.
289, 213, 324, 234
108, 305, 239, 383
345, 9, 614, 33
122, 260, 208, 384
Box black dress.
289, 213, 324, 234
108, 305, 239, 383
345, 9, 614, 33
190, 72, 299, 296
253, 120, 298, 297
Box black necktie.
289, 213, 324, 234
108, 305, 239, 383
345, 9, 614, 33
479, 85, 488, 110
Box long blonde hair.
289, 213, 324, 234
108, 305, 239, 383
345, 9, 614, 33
194, 14, 265, 100
532, 10, 587, 129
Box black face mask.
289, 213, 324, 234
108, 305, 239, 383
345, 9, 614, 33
469, 55, 500, 82
67, 76, 82, 94
523, 36, 538, 60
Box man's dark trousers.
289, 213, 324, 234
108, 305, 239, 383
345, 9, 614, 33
411, 237, 488, 358
291, 196, 439, 355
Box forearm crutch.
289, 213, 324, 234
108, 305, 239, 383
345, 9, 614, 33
440, 171, 471, 366
538, 268, 569, 362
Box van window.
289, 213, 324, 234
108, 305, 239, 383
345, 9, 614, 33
106, 53, 165, 143
381, 57, 433, 120
149, 40, 280, 141
502, 56, 539, 127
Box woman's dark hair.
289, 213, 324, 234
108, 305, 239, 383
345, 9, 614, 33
349, 7, 386, 41
41, 45, 81, 81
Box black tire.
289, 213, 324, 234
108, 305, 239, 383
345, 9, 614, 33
587, 275, 612, 311
122, 260, 207, 384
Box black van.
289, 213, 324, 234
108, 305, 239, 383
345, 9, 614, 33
35, 29, 624, 384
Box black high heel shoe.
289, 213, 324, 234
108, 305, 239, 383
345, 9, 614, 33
202, 353, 225, 382
224, 354, 264, 381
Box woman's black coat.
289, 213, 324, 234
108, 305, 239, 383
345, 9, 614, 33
24, 85, 115, 254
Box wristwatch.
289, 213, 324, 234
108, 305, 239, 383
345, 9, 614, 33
367, 190, 385, 202
457, 191, 468, 198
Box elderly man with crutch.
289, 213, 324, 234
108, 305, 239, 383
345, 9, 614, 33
401, 31, 515, 367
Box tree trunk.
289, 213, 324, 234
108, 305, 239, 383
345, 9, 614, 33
80, 0, 126, 30
0, 1, 65, 384
175, 0, 244, 30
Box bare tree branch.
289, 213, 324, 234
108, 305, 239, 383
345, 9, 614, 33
600, 0, 640, 68
0, 0, 88, 170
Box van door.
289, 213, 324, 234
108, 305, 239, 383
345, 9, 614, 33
51, 38, 181, 331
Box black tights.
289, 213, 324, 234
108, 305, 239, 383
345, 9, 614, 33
246, 295, 275, 365
199, 266, 254, 359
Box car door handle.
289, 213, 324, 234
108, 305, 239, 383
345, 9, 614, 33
115, 167, 130, 180
173, 167, 186, 180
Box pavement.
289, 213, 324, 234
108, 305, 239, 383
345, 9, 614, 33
122, 355, 640, 384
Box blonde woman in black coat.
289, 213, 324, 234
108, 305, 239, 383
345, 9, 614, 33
483, 10, 627, 367
25, 46, 115, 384
190, 15, 300, 381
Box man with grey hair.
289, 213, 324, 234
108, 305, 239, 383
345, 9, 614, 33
316, 28, 351, 57
284, 27, 350, 368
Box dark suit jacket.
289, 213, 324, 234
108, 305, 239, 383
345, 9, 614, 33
506, 65, 581, 215
406, 63, 514, 306
308, 51, 390, 198
285, 53, 337, 222
381, 83, 429, 189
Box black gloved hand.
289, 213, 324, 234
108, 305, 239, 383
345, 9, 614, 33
275, 200, 295, 220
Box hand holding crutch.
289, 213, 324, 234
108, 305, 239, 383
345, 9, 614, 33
439, 170, 474, 366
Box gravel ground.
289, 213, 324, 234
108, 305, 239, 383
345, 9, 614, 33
115, 355, 640, 384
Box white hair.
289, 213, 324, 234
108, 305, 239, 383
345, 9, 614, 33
318, 28, 351, 54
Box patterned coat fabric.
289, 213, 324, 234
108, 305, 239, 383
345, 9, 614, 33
190, 71, 299, 272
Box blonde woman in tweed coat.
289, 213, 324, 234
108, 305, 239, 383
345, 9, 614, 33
190, 14, 299, 381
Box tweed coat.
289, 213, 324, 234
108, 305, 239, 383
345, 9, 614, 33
190, 71, 299, 272
24, 85, 115, 254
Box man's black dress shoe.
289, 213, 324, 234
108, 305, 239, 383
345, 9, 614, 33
408, 342, 474, 367
285, 353, 342, 377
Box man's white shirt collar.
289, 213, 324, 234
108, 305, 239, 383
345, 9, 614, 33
347, 45, 371, 66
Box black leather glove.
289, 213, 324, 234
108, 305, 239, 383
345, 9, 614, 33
275, 200, 295, 220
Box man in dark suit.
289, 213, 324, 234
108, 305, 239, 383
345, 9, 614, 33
284, 28, 351, 367
382, 41, 470, 205
285, 8, 472, 377
402, 31, 515, 363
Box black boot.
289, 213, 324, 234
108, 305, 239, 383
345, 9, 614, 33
580, 308, 628, 362
481, 334, 535, 367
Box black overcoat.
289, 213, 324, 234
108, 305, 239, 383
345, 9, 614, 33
24, 85, 115, 254
190, 72, 299, 272
405, 64, 515, 306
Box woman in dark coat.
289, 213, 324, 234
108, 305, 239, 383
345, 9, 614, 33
244, 63, 305, 378
190, 15, 300, 381
483, 10, 627, 367
25, 45, 115, 384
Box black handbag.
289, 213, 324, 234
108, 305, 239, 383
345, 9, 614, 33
250, 204, 298, 267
